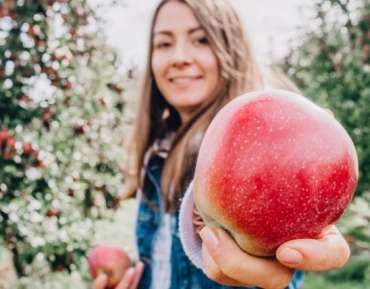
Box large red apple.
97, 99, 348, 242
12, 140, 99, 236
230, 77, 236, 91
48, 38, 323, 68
88, 244, 131, 288
193, 89, 358, 257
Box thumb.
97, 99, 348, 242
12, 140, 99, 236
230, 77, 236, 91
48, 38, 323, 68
276, 226, 350, 271
93, 273, 109, 289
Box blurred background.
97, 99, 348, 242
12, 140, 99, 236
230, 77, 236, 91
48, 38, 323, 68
0, 0, 369, 288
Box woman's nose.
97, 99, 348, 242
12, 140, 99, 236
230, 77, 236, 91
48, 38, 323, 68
172, 41, 192, 67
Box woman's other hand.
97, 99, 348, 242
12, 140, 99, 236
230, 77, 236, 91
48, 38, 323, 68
93, 262, 144, 289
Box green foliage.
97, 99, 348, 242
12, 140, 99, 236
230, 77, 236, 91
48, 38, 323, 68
303, 273, 367, 289
324, 255, 370, 283
0, 0, 83, 126
303, 255, 370, 288
339, 191, 370, 248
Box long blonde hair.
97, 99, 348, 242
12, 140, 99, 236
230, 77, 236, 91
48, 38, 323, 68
127, 0, 263, 212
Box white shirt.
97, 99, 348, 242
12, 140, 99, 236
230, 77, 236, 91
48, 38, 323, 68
150, 213, 172, 289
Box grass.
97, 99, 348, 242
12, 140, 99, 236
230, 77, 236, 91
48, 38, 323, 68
303, 272, 367, 289
302, 254, 370, 289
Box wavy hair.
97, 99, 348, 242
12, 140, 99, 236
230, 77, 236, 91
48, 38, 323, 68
126, 0, 263, 212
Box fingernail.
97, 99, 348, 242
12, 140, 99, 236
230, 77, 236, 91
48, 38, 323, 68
199, 227, 219, 247
279, 248, 303, 264
127, 267, 135, 276
137, 261, 144, 269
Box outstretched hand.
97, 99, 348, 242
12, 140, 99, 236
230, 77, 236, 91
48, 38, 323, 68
198, 225, 349, 289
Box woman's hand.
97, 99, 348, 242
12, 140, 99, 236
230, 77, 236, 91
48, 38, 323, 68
198, 225, 350, 289
92, 262, 144, 289
199, 227, 293, 288
276, 225, 350, 271
192, 206, 206, 234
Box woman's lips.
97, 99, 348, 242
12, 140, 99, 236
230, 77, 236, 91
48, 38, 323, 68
169, 76, 202, 84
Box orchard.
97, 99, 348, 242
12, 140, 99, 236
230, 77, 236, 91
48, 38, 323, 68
0, 0, 369, 288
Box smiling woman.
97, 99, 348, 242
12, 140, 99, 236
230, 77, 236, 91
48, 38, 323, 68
138, 0, 263, 216
151, 1, 220, 123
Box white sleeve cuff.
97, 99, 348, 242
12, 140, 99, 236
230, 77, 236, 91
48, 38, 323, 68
179, 181, 203, 269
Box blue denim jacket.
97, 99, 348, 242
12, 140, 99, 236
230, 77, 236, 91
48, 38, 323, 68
136, 154, 303, 289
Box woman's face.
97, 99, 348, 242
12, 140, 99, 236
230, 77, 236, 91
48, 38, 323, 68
151, 1, 220, 123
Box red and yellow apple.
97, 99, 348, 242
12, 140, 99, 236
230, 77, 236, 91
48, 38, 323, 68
87, 244, 131, 288
193, 89, 358, 256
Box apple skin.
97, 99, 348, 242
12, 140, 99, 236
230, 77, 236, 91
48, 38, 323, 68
88, 244, 131, 288
193, 89, 358, 257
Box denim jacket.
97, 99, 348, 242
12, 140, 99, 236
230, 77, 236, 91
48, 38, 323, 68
135, 154, 303, 289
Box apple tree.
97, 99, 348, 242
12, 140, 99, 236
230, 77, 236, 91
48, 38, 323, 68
0, 0, 129, 286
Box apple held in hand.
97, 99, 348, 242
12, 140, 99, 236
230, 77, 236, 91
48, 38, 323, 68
194, 89, 358, 257
88, 244, 131, 288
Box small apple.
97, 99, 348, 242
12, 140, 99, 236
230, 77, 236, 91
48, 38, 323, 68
88, 244, 131, 288
194, 89, 358, 256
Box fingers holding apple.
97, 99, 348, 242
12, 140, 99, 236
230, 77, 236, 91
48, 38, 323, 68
114, 262, 144, 289
93, 273, 109, 289
92, 262, 144, 289
193, 206, 206, 234
195, 222, 349, 287
199, 226, 294, 289
88, 244, 133, 289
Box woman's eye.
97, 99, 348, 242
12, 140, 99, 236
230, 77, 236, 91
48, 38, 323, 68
154, 42, 171, 49
195, 36, 209, 45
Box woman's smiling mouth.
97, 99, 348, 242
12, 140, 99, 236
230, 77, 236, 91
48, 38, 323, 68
169, 76, 202, 85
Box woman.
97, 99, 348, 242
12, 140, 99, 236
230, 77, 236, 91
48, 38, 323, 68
94, 1, 350, 289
